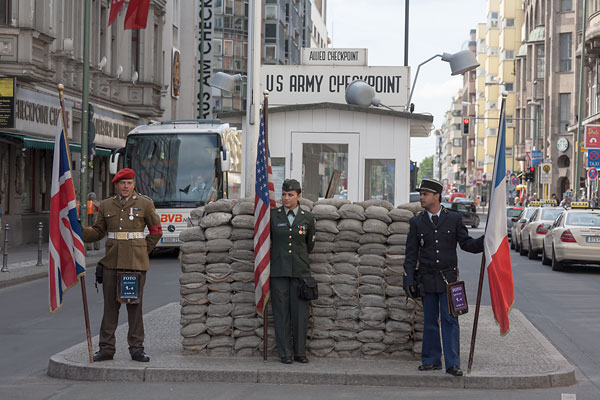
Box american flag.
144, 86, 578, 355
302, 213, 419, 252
254, 109, 275, 315
48, 113, 86, 312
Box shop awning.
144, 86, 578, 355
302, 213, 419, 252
516, 44, 527, 57
528, 26, 545, 43
0, 133, 113, 157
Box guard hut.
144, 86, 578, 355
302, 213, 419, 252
218, 102, 432, 205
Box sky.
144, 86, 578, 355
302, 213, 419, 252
326, 0, 487, 164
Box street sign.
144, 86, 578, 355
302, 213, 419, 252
540, 163, 552, 184
588, 149, 600, 168
511, 176, 520, 185
584, 124, 600, 149
588, 168, 598, 181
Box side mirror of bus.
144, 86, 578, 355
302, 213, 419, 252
221, 149, 230, 172
109, 148, 124, 175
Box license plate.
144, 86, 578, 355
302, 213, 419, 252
161, 237, 180, 243
585, 236, 600, 243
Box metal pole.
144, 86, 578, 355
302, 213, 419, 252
80, 0, 91, 228
36, 222, 43, 267
576, 0, 588, 199
1, 224, 9, 272
406, 54, 442, 111
404, 0, 409, 67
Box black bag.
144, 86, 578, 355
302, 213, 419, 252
298, 277, 319, 301
95, 262, 104, 284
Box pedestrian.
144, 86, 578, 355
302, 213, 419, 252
270, 179, 316, 364
82, 168, 162, 362
403, 178, 484, 377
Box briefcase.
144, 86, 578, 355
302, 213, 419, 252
446, 280, 468, 318
116, 271, 141, 304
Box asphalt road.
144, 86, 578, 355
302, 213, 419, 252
1, 232, 599, 399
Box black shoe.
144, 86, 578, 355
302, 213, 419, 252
418, 364, 442, 371
293, 356, 309, 363
446, 365, 463, 376
93, 350, 113, 362
131, 350, 150, 362
280, 356, 293, 364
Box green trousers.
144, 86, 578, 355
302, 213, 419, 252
270, 277, 309, 358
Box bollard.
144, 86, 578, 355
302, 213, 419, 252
36, 222, 43, 267
1, 224, 9, 272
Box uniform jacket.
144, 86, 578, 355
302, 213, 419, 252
270, 205, 316, 278
82, 193, 162, 271
404, 206, 483, 293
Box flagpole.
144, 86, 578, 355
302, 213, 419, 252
262, 91, 270, 362
467, 95, 507, 373
58, 84, 94, 364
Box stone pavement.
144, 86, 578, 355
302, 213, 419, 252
47, 303, 576, 390
0, 242, 104, 288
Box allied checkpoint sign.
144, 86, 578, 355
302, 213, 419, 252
261, 65, 410, 110
301, 48, 368, 66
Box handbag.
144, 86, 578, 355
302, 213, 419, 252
298, 277, 319, 301
440, 269, 468, 318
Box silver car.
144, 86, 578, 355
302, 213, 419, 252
520, 207, 564, 260
511, 207, 538, 253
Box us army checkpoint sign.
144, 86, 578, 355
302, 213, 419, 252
261, 65, 409, 109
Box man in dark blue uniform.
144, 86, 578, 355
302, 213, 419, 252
403, 179, 484, 377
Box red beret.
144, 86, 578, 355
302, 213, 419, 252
112, 168, 136, 183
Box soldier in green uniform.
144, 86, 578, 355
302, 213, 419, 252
82, 168, 162, 362
270, 179, 316, 364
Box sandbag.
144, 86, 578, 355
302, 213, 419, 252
179, 227, 206, 242
312, 204, 341, 220
363, 219, 389, 235
365, 206, 392, 223
232, 201, 254, 216
205, 225, 232, 240
231, 215, 254, 229
180, 241, 207, 254
338, 204, 366, 221
389, 208, 413, 222
337, 219, 364, 233
200, 212, 233, 228
205, 199, 234, 213
315, 219, 339, 234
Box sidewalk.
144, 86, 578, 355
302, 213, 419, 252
0, 242, 104, 288
47, 303, 576, 390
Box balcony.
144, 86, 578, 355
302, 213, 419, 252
0, 27, 54, 82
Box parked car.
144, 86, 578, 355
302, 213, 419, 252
520, 207, 564, 259
541, 202, 600, 270
510, 207, 538, 252
409, 192, 420, 203
449, 192, 467, 202
507, 206, 524, 241
442, 201, 480, 228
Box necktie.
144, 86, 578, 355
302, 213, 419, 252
432, 215, 439, 226
288, 210, 294, 217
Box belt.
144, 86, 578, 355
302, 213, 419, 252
107, 232, 145, 240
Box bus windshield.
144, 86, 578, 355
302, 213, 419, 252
125, 133, 221, 208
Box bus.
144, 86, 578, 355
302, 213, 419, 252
110, 120, 232, 247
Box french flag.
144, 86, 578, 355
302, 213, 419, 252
483, 101, 514, 335
48, 114, 86, 312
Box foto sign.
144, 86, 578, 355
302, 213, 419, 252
584, 124, 600, 149
301, 48, 368, 66
262, 65, 409, 109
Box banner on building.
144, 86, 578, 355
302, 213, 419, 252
584, 124, 600, 149
196, 0, 214, 119
0, 77, 15, 129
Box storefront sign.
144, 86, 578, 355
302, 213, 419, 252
262, 65, 409, 109
91, 107, 138, 144
196, 0, 214, 119
0, 77, 15, 128
14, 87, 72, 138
301, 48, 368, 66
584, 124, 600, 149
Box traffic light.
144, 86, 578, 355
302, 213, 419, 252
88, 103, 96, 161
526, 167, 535, 182
463, 117, 470, 135
579, 176, 586, 187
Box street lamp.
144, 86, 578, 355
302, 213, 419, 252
208, 72, 245, 96
406, 50, 479, 111
344, 80, 395, 111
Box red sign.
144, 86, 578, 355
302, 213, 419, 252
588, 168, 598, 181
584, 124, 600, 149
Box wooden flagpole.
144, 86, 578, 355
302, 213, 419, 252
467, 96, 507, 373
262, 90, 270, 362
57, 84, 94, 364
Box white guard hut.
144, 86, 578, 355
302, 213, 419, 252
219, 102, 432, 205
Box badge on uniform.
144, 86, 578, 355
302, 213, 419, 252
129, 207, 134, 220
298, 225, 306, 235
117, 271, 141, 304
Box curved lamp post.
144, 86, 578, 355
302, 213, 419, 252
406, 50, 480, 111
345, 80, 395, 111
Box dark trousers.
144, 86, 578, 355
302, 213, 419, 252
270, 277, 309, 358
422, 291, 460, 369
100, 268, 147, 356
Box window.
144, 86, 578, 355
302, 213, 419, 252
501, 50, 514, 61
225, 0, 233, 15
453, 138, 462, 147
560, 33, 572, 72
536, 46, 545, 79
265, 23, 277, 39
364, 159, 395, 204
214, 39, 223, 56
560, 93, 571, 134
265, 5, 277, 20
0, 0, 9, 25
561, 0, 572, 11
215, 0, 223, 14
527, 46, 532, 81
488, 11, 498, 28
131, 29, 140, 76
502, 18, 515, 28
504, 82, 514, 91
486, 128, 498, 136
223, 40, 233, 56
487, 47, 499, 56
265, 45, 276, 61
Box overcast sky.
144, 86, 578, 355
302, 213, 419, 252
326, 0, 487, 164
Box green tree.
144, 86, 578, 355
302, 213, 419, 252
417, 155, 434, 182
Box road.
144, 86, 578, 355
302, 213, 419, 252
1, 230, 599, 399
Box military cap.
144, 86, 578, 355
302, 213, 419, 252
417, 178, 443, 194
112, 168, 136, 183
282, 179, 301, 192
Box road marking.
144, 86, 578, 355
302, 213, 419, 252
561, 394, 576, 400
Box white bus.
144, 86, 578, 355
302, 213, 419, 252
110, 120, 231, 247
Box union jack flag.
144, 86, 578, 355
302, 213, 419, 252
254, 109, 275, 315
48, 112, 86, 312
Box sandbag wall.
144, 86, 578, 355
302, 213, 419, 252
178, 197, 425, 359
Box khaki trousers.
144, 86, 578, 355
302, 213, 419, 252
99, 268, 147, 356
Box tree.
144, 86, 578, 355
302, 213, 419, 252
418, 156, 434, 182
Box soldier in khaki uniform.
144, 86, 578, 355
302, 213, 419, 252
270, 179, 316, 364
82, 168, 162, 362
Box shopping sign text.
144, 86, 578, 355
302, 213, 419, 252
161, 214, 184, 223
